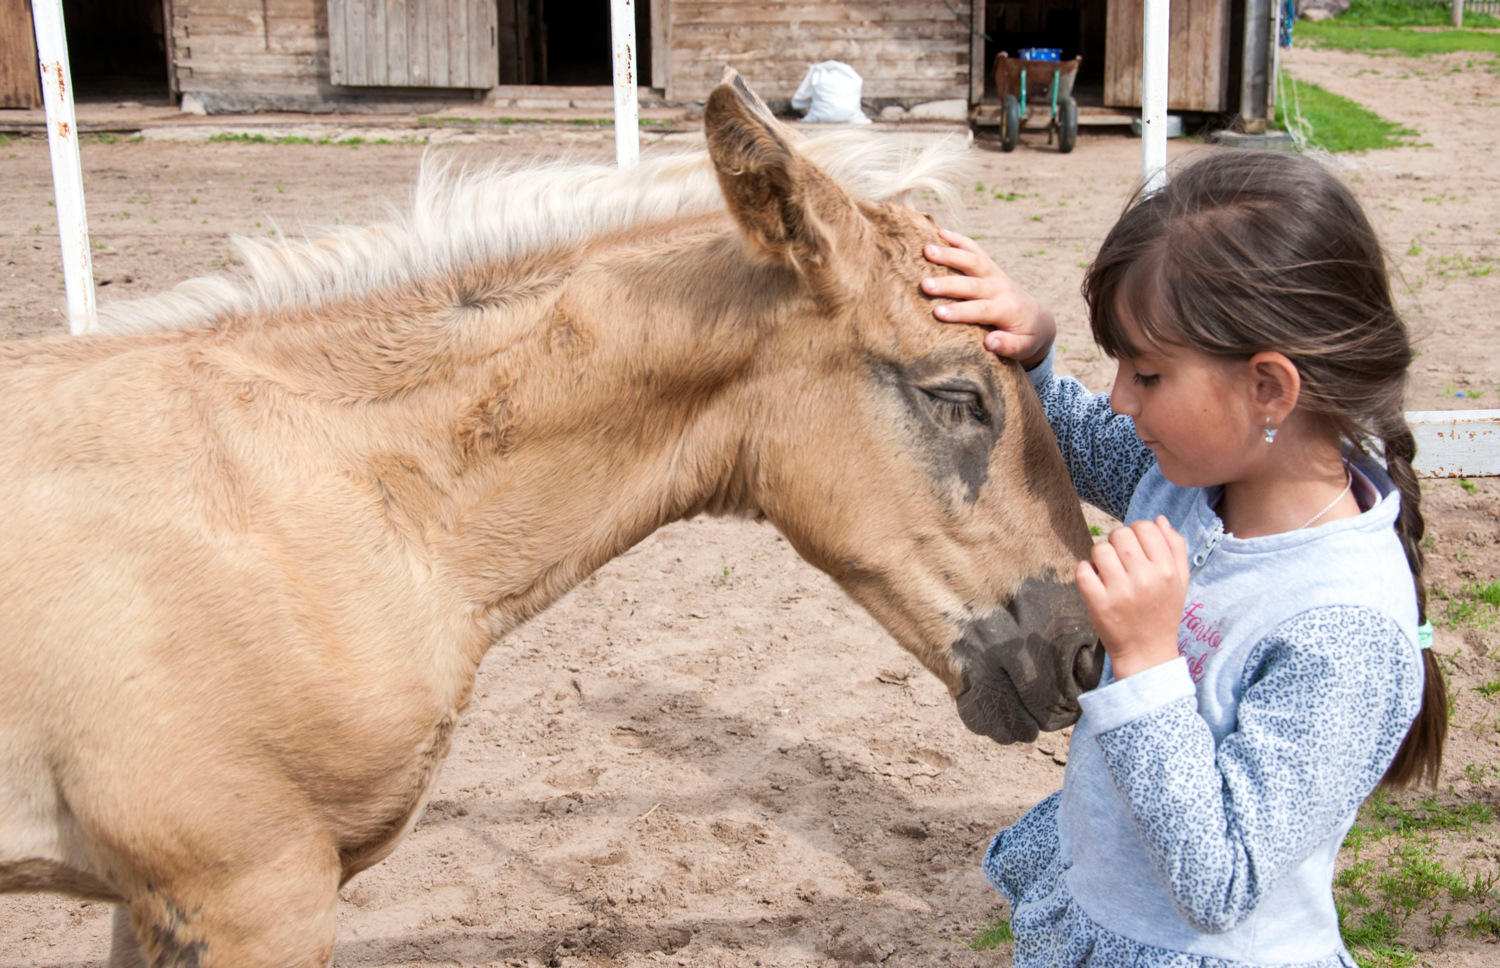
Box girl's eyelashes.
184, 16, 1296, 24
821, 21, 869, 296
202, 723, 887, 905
1131, 372, 1160, 387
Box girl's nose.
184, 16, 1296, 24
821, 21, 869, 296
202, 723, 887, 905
1109, 370, 1139, 416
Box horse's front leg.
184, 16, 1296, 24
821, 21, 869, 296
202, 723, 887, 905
109, 905, 147, 968
106, 842, 340, 968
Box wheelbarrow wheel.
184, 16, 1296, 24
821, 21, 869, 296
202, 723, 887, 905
1000, 94, 1020, 153
1058, 97, 1078, 154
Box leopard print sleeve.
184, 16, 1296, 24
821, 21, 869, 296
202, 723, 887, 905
1027, 353, 1156, 521
1090, 606, 1422, 934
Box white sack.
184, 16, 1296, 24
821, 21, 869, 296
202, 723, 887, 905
790, 61, 871, 124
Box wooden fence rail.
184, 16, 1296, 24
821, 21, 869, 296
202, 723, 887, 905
1408, 411, 1500, 479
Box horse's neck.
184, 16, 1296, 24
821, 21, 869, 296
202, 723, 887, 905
242, 230, 790, 636
459, 236, 796, 633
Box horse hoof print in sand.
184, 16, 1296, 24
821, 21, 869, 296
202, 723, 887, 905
0, 69, 1101, 965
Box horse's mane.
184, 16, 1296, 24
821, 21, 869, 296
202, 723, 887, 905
95, 131, 969, 335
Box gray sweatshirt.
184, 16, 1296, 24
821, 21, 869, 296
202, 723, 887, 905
983, 352, 1423, 967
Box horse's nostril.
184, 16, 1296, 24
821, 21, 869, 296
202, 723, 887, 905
1072, 640, 1105, 693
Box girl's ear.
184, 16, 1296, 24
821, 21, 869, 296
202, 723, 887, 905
1247, 351, 1301, 423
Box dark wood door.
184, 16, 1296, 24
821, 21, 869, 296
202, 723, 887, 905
0, 0, 41, 109
1105, 0, 1231, 111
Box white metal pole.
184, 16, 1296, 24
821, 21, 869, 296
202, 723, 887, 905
1141, 0, 1170, 196
610, 0, 639, 169
30, 0, 95, 335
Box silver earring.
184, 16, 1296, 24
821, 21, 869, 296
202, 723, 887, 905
1264, 417, 1278, 444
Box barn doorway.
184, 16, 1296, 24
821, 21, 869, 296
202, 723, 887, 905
61, 0, 171, 102
498, 0, 651, 87
983, 0, 1108, 105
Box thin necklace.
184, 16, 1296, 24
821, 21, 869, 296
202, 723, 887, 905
1299, 464, 1353, 530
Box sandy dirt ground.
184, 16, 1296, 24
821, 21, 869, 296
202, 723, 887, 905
2, 43, 1499, 967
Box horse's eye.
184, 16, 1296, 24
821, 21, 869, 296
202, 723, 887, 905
924, 387, 989, 427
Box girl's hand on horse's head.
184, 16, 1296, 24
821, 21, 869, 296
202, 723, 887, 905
922, 228, 1057, 369
1074, 516, 1190, 680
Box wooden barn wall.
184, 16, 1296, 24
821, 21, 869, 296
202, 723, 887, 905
167, 1, 977, 106
171, 0, 325, 96
667, 2, 973, 103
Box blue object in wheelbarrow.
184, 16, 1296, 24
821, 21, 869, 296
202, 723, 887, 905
991, 53, 1082, 154
1018, 47, 1062, 62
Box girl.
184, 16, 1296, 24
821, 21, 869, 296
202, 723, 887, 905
922, 150, 1446, 966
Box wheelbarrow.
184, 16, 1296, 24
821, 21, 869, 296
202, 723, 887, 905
992, 53, 1082, 153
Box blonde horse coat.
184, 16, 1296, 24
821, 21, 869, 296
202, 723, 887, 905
0, 73, 1098, 966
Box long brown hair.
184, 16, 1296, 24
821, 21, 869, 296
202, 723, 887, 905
1082, 149, 1444, 788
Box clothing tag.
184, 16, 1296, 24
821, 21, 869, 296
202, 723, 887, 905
1418, 620, 1433, 651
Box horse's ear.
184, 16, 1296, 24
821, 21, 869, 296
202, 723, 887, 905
704, 68, 860, 276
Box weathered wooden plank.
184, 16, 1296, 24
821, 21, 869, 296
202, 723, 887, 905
674, 23, 965, 43
675, 1, 965, 18
652, 0, 670, 90
671, 67, 967, 100
369, 0, 389, 83
180, 11, 271, 34
174, 52, 321, 73
0, 0, 41, 109
674, 33, 968, 54
186, 0, 313, 13
430, 0, 446, 86
161, 0, 179, 98
447, 0, 466, 86
479, 0, 499, 88
352, 0, 371, 84
387, 0, 409, 83
969, 0, 984, 106
328, 0, 348, 84
410, 0, 429, 85
467, 0, 481, 87
175, 31, 323, 54
1408, 411, 1500, 479
425, 0, 446, 87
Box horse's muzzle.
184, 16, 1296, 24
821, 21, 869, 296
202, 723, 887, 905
949, 576, 1104, 744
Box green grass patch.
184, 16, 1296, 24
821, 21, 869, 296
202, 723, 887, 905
1297, 23, 1500, 56
968, 918, 1013, 950
1338, 903, 1414, 967
1275, 73, 1417, 152
1336, 822, 1500, 963
1435, 578, 1500, 629
1327, 0, 1500, 28
1351, 791, 1495, 839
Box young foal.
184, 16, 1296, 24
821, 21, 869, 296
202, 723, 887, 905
0, 72, 1100, 966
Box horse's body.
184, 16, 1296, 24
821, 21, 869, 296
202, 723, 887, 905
0, 74, 1099, 965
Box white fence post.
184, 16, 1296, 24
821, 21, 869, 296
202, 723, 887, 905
30, 0, 95, 335
1141, 0, 1169, 195
610, 0, 639, 169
